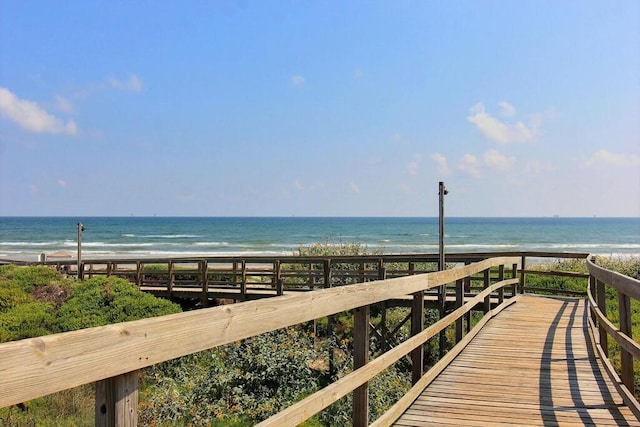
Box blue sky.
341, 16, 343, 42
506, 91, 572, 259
1, 1, 638, 217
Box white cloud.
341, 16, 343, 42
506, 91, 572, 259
294, 180, 305, 191
524, 159, 557, 175
483, 149, 515, 171
498, 101, 516, 117
0, 87, 78, 135
407, 154, 421, 176
57, 179, 67, 188
348, 182, 360, 194
407, 160, 419, 176
584, 149, 640, 168
108, 74, 143, 92
467, 102, 534, 144
430, 152, 451, 176
291, 75, 306, 87
459, 153, 481, 177
54, 95, 74, 113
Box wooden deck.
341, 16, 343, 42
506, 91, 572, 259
394, 295, 640, 426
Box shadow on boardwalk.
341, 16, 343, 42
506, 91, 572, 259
394, 295, 639, 426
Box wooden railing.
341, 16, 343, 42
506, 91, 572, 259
587, 256, 640, 418
0, 256, 521, 426
33, 251, 591, 302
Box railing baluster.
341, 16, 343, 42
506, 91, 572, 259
520, 255, 526, 294
498, 264, 504, 304
353, 305, 370, 427
483, 268, 491, 313
618, 291, 634, 394
455, 278, 464, 343
596, 279, 608, 357
411, 289, 425, 383
96, 370, 139, 427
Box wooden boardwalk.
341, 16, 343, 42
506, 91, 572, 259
394, 295, 640, 426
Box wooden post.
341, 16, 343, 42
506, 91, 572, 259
135, 261, 142, 287
497, 264, 504, 305
511, 263, 518, 296
353, 305, 370, 427
240, 260, 247, 301
411, 290, 424, 384
455, 279, 464, 343
274, 260, 282, 295
618, 291, 634, 394
96, 370, 139, 427
77, 222, 84, 281
324, 260, 336, 377
232, 261, 238, 286
307, 262, 314, 290
167, 261, 174, 299
519, 255, 526, 294
589, 275, 597, 325
464, 261, 471, 333
323, 260, 331, 289
483, 268, 491, 314
596, 279, 608, 357
200, 260, 209, 307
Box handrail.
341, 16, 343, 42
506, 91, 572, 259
586, 255, 640, 418
12, 251, 591, 304
0, 256, 519, 424
259, 277, 518, 426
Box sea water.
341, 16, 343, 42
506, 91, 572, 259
0, 217, 638, 261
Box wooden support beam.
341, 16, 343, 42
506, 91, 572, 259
483, 269, 491, 314
519, 255, 526, 294
455, 279, 463, 343
353, 305, 370, 427
596, 279, 608, 356
411, 291, 424, 384
240, 260, 247, 301
200, 261, 208, 307
498, 264, 505, 304
618, 291, 634, 394
96, 370, 139, 427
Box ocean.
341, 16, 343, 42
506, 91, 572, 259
0, 217, 638, 262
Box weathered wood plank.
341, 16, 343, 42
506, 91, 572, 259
391, 295, 640, 426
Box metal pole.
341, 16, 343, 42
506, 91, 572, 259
438, 182, 448, 358
77, 223, 84, 280
438, 182, 448, 270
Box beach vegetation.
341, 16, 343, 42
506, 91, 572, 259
0, 266, 181, 426
56, 276, 180, 332
2, 255, 640, 424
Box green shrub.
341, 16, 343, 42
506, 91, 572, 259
0, 281, 33, 312
0, 265, 62, 292
141, 327, 322, 425
0, 301, 56, 341
56, 276, 181, 332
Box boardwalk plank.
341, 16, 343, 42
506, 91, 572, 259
392, 295, 640, 426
